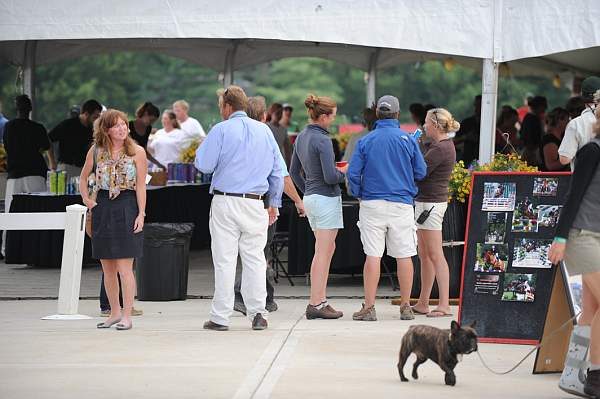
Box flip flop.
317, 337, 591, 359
115, 322, 132, 331
411, 306, 430, 315
97, 318, 121, 329
426, 310, 453, 318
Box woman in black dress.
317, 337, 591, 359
129, 102, 164, 168
541, 107, 570, 171
80, 110, 147, 331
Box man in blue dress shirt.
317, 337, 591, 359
195, 86, 284, 331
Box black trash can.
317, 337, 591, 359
136, 223, 194, 301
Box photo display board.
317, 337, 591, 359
458, 172, 571, 344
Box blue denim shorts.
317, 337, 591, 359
303, 194, 344, 231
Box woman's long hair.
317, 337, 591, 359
94, 109, 137, 156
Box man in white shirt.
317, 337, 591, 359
173, 99, 206, 140
559, 76, 600, 170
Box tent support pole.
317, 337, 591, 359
479, 58, 498, 164
223, 41, 238, 87
366, 49, 379, 107
23, 40, 37, 117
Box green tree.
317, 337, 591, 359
0, 53, 572, 135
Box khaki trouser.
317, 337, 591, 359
209, 195, 269, 326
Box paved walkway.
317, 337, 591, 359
0, 299, 565, 399
0, 249, 401, 300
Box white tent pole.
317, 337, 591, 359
223, 41, 238, 87
23, 40, 37, 117
479, 58, 498, 164
365, 50, 379, 106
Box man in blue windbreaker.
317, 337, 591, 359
347, 95, 427, 322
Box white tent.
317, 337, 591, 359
1, 0, 599, 162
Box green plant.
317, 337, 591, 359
448, 153, 538, 203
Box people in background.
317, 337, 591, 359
520, 95, 547, 168
233, 96, 305, 316
409, 103, 428, 152
517, 94, 533, 122
280, 103, 298, 132
147, 110, 187, 168
343, 105, 377, 163
173, 99, 206, 141
80, 109, 147, 331
290, 94, 346, 320
541, 107, 570, 171
129, 102, 162, 168
495, 106, 520, 154
195, 86, 283, 332
49, 99, 102, 178
549, 101, 600, 398
559, 76, 600, 170
343, 105, 377, 197
3, 95, 56, 254
267, 103, 292, 166
413, 108, 459, 318
566, 96, 586, 120
69, 105, 80, 119
129, 102, 159, 148
347, 95, 426, 321
409, 103, 427, 133
455, 95, 481, 165
0, 99, 8, 143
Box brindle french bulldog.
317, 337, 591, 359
398, 320, 478, 386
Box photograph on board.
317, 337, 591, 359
485, 212, 507, 244
533, 178, 558, 197
482, 182, 517, 212
537, 205, 562, 228
512, 238, 552, 268
501, 273, 536, 302
512, 197, 539, 233
474, 243, 508, 273
474, 274, 501, 295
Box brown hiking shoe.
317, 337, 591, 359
324, 304, 343, 318
252, 313, 268, 330
352, 303, 377, 321
306, 304, 343, 320
400, 304, 415, 320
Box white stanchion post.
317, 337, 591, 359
42, 204, 91, 320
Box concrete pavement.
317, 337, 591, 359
0, 299, 567, 399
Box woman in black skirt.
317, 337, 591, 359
80, 109, 147, 330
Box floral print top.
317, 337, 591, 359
94, 148, 137, 199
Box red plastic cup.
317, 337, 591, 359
336, 161, 348, 168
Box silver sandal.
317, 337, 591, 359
97, 318, 121, 329
115, 322, 132, 331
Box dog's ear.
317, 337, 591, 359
469, 320, 477, 329
451, 320, 460, 333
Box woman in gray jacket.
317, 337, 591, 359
290, 94, 346, 320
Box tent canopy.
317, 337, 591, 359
1, 0, 599, 76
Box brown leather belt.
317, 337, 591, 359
213, 190, 264, 201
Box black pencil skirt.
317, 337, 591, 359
91, 190, 144, 260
